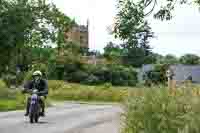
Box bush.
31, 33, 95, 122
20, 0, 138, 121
2, 74, 16, 87
82, 75, 101, 85
67, 70, 89, 83
109, 65, 137, 86
0, 79, 7, 89
122, 87, 200, 133
145, 64, 169, 85
0, 80, 11, 100
63, 64, 138, 86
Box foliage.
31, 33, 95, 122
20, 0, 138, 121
83, 75, 101, 85
145, 64, 169, 85
2, 74, 17, 88
162, 54, 179, 64
0, 0, 74, 74
48, 80, 129, 102
0, 79, 25, 111
0, 80, 11, 99
122, 47, 156, 67
62, 64, 138, 86
104, 42, 123, 64
138, 0, 200, 21
0, 80, 7, 89
180, 54, 200, 65
114, 0, 155, 67
122, 86, 200, 133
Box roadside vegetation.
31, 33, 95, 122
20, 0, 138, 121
122, 84, 200, 133
0, 80, 130, 111
0, 80, 25, 111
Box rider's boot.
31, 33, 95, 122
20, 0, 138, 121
40, 100, 45, 117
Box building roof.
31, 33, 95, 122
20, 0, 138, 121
169, 64, 200, 82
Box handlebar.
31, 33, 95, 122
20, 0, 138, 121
22, 89, 38, 94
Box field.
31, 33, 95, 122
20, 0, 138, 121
0, 80, 130, 111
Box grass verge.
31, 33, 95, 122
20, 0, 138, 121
121, 85, 200, 133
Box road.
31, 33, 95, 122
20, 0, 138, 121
0, 102, 122, 133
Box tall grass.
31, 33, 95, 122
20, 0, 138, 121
48, 80, 129, 102
122, 86, 200, 133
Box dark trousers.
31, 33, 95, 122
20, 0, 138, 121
26, 96, 45, 114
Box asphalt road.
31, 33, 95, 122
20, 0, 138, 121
0, 102, 122, 133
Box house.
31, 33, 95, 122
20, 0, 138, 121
138, 64, 200, 83
169, 64, 200, 83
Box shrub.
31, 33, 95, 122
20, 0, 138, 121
0, 80, 10, 99
63, 64, 138, 86
109, 65, 137, 86
2, 74, 16, 87
145, 64, 169, 85
122, 87, 200, 133
82, 75, 101, 85
0, 79, 7, 89
67, 70, 89, 83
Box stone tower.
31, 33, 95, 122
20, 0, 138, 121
65, 20, 89, 48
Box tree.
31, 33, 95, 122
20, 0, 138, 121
103, 42, 123, 64
114, 0, 155, 67
179, 54, 200, 64
114, 0, 153, 46
0, 0, 74, 74
136, 0, 200, 21
104, 42, 122, 58
162, 54, 179, 64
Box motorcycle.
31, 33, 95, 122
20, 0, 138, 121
25, 89, 42, 123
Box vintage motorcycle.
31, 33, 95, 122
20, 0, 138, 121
24, 89, 42, 123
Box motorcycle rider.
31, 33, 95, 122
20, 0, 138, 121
23, 70, 48, 117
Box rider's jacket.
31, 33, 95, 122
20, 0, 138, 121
24, 79, 48, 96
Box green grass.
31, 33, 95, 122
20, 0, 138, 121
0, 80, 130, 111
48, 80, 129, 102
121, 85, 200, 133
0, 100, 24, 112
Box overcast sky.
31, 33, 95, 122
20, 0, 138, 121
52, 0, 200, 57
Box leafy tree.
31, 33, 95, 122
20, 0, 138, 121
104, 42, 122, 58
114, 0, 154, 67
162, 54, 179, 64
179, 54, 200, 64
137, 0, 200, 21
0, 0, 74, 74
104, 42, 123, 64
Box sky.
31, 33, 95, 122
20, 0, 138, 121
51, 0, 200, 57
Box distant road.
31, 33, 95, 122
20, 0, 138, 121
0, 102, 122, 133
